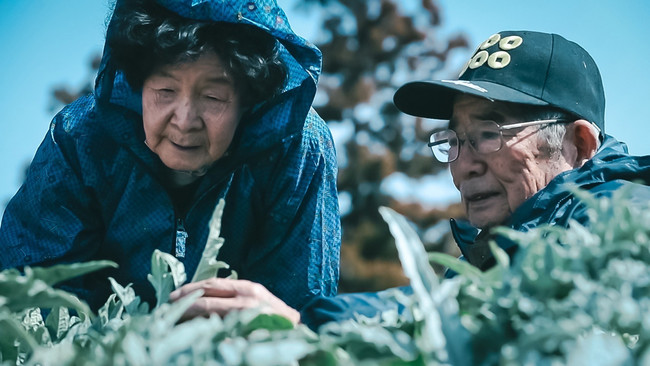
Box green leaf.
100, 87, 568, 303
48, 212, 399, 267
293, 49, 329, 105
227, 270, 238, 280
154, 249, 187, 288
149, 289, 205, 335
428, 252, 483, 280
108, 277, 148, 316
566, 331, 632, 365
192, 198, 233, 282
0, 312, 39, 358
488, 241, 510, 269
378, 207, 448, 359
0, 270, 93, 317
122, 332, 150, 365
298, 350, 339, 366
97, 293, 123, 326
379, 206, 473, 366
0, 261, 115, 317
244, 339, 317, 366
320, 320, 418, 361
241, 313, 294, 336
30, 260, 117, 286
149, 312, 222, 365
148, 249, 187, 308
44, 307, 71, 342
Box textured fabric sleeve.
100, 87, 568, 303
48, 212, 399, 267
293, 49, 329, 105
243, 110, 341, 311
0, 105, 103, 273
300, 286, 413, 331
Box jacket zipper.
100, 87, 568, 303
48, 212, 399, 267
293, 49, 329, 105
170, 173, 234, 259
175, 217, 188, 258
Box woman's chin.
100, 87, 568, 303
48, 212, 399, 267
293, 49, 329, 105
160, 161, 210, 185
171, 166, 209, 176
162, 160, 205, 174
164, 169, 206, 187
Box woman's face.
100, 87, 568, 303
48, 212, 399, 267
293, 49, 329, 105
142, 51, 242, 175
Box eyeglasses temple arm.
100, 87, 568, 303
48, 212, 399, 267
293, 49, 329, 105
499, 118, 567, 130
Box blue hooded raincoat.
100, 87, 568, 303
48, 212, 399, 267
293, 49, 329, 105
300, 135, 650, 329
0, 0, 341, 312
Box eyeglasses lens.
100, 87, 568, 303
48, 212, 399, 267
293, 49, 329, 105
473, 122, 502, 153
429, 121, 503, 163
429, 130, 458, 163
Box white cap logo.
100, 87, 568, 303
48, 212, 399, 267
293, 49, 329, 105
440, 80, 488, 93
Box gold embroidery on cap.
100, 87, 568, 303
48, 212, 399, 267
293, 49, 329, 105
464, 33, 524, 72
499, 36, 523, 50
480, 34, 501, 50
469, 50, 489, 69
488, 51, 511, 69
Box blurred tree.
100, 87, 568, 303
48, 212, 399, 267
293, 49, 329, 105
50, 54, 102, 111
294, 0, 469, 292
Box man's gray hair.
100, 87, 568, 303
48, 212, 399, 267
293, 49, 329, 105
507, 103, 600, 158
537, 116, 569, 156
537, 110, 603, 155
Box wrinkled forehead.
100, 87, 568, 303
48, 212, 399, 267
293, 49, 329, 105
448, 94, 520, 131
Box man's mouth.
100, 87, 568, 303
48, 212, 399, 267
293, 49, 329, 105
466, 191, 499, 203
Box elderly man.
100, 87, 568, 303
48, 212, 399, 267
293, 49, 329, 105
299, 30, 650, 329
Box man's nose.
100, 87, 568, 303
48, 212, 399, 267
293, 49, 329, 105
452, 140, 486, 178
171, 97, 202, 131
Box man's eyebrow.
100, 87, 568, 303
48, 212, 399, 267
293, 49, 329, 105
447, 110, 506, 131
474, 110, 506, 122
449, 110, 505, 129
448, 118, 458, 130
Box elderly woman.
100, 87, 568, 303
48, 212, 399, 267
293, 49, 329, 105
0, 0, 340, 321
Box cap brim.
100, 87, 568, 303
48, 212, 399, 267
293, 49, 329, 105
393, 80, 549, 119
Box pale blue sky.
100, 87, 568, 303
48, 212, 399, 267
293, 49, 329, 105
1, 0, 648, 208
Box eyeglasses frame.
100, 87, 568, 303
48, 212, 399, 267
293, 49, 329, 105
427, 118, 570, 163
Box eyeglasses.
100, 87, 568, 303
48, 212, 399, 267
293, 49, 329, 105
428, 119, 568, 163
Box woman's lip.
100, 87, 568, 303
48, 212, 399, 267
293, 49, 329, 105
171, 141, 199, 150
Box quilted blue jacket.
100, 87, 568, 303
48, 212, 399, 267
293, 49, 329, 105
0, 0, 341, 311
301, 135, 650, 329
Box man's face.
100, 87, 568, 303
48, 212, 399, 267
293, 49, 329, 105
449, 95, 573, 229
142, 51, 242, 175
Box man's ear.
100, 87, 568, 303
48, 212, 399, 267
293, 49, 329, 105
569, 120, 599, 167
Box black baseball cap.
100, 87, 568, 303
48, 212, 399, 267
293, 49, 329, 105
393, 30, 605, 135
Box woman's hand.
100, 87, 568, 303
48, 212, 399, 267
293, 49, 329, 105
169, 278, 301, 325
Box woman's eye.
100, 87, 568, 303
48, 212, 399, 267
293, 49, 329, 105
152, 89, 175, 103
153, 88, 175, 98
204, 94, 228, 102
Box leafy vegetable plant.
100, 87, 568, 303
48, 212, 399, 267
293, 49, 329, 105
2, 191, 650, 365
